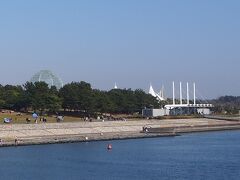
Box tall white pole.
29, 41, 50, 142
173, 81, 175, 105
180, 82, 182, 105
193, 82, 196, 105
161, 85, 164, 99
187, 82, 189, 105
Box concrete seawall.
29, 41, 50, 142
0, 118, 240, 147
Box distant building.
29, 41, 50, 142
30, 70, 63, 90
142, 108, 170, 117
197, 108, 211, 115
142, 107, 211, 117
169, 107, 212, 116
163, 81, 213, 116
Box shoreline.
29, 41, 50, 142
0, 118, 240, 147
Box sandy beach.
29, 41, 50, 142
0, 118, 240, 147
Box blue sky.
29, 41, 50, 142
0, 0, 239, 98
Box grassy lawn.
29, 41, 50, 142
0, 112, 85, 124
0, 112, 203, 125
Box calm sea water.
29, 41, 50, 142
0, 131, 239, 180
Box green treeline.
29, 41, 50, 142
0, 81, 161, 114
211, 96, 240, 114
0, 81, 238, 115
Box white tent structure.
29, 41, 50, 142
149, 84, 165, 101
114, 82, 118, 89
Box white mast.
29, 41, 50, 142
51, 78, 54, 86
180, 82, 182, 105
161, 85, 164, 99
193, 82, 196, 105
187, 82, 189, 105
173, 81, 175, 105
38, 73, 42, 82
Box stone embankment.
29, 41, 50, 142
0, 118, 240, 147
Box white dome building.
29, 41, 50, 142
30, 70, 63, 90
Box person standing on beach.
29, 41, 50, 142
15, 138, 18, 146
32, 113, 38, 124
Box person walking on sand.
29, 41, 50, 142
26, 118, 31, 124
15, 138, 18, 146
